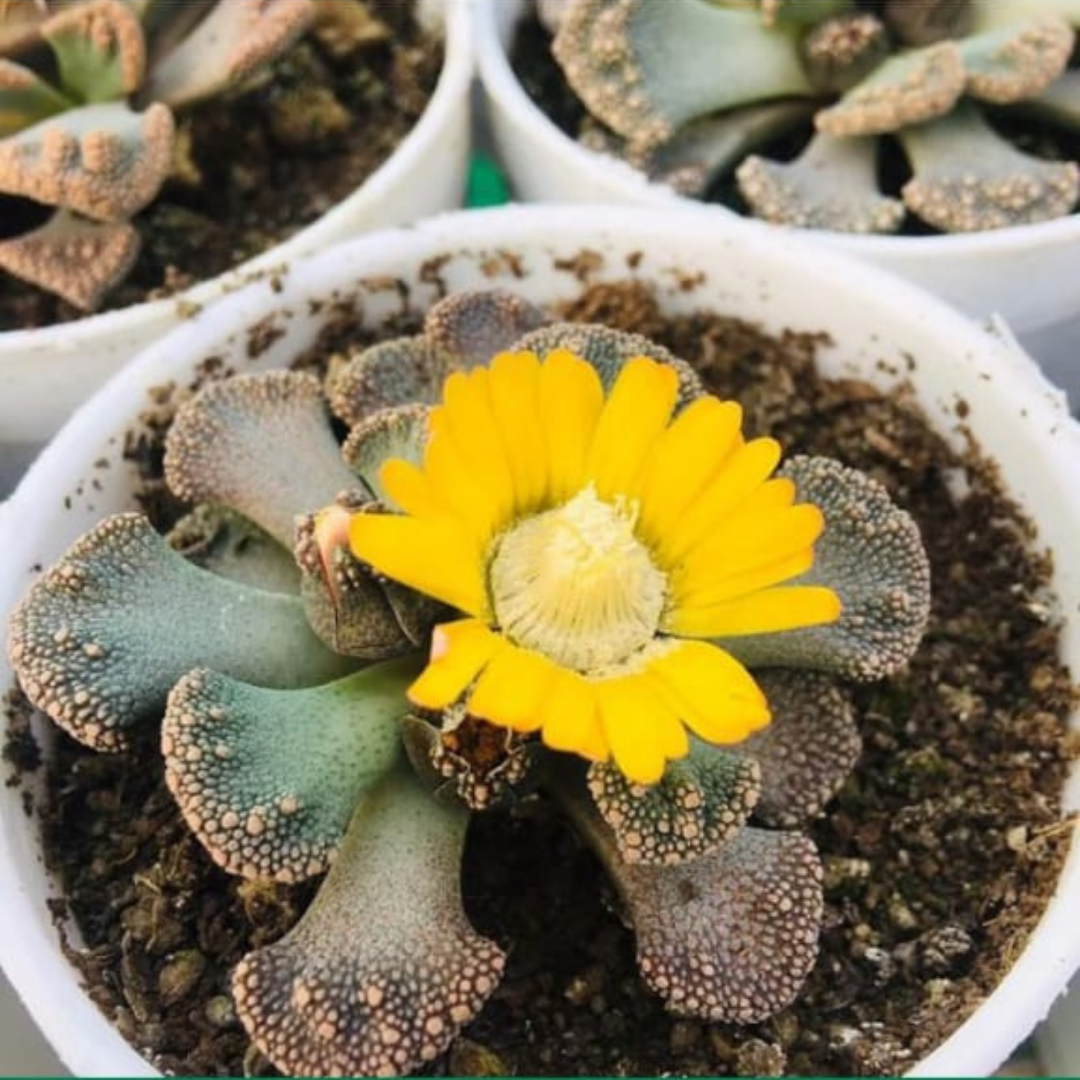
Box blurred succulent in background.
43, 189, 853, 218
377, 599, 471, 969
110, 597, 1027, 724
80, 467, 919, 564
0, 0, 314, 309
544, 0, 1080, 234
7, 290, 930, 1076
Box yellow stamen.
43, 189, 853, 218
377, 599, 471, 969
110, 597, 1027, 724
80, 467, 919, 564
489, 484, 667, 672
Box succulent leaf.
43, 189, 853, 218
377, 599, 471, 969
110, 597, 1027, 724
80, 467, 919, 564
0, 59, 72, 138
341, 403, 429, 505
645, 100, 815, 198
737, 669, 861, 827
164, 371, 363, 548
815, 40, 966, 136
625, 827, 823, 1022
553, 763, 823, 1024
900, 98, 1080, 231
6, 512, 355, 751
163, 657, 417, 882
168, 504, 302, 595
587, 740, 762, 866
719, 455, 931, 681
737, 132, 905, 233
328, 291, 549, 429
232, 766, 506, 1077
552, 0, 813, 153
0, 208, 138, 309
0, 99, 174, 220
328, 336, 450, 429
141, 0, 315, 110
510, 321, 704, 406
959, 15, 1075, 104
423, 288, 551, 368
295, 505, 418, 659
800, 13, 890, 94
42, 0, 146, 103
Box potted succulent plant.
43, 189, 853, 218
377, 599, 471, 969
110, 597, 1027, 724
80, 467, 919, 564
475, 0, 1080, 398
0, 204, 1078, 1077
0, 0, 473, 476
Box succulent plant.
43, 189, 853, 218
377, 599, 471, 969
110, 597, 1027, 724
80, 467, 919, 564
7, 289, 931, 1077
0, 0, 315, 309
546, 0, 1080, 233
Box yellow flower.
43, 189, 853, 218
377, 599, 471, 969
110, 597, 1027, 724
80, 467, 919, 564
349, 349, 841, 785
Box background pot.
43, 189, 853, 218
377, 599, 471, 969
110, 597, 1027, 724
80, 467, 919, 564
473, 0, 1080, 407
0, 204, 1078, 1077
0, 0, 475, 490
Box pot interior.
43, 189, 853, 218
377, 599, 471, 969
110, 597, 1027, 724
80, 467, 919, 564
1, 206, 1077, 1077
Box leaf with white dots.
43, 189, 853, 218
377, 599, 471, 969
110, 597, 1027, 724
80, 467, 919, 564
587, 741, 761, 866
163, 657, 418, 882
233, 767, 505, 1077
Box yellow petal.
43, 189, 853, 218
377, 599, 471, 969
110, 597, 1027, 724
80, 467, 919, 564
348, 512, 488, 618
666, 584, 843, 639
655, 437, 782, 566
647, 640, 770, 745
538, 349, 605, 502
672, 547, 815, 610
587, 357, 679, 501
636, 396, 744, 546
379, 458, 447, 519
439, 369, 516, 528
538, 668, 608, 762
408, 619, 500, 710
594, 676, 676, 785
423, 410, 504, 544
488, 351, 548, 513
671, 502, 825, 596
467, 641, 557, 734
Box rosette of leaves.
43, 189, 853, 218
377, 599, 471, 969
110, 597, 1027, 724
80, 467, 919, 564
0, 0, 316, 309
543, 0, 1080, 234
6, 288, 931, 1077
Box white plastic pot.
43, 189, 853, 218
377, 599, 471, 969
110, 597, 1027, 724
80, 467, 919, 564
0, 0, 475, 478
0, 204, 1078, 1077
473, 0, 1080, 404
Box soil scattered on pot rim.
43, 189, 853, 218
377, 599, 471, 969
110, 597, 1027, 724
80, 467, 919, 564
0, 0, 442, 332
3, 279, 1077, 1077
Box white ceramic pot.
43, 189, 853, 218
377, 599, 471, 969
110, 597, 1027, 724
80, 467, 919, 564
0, 204, 1077, 1077
473, 0, 1080, 405
0, 0, 475, 479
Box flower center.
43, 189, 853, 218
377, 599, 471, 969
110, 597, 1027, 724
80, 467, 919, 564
488, 485, 667, 674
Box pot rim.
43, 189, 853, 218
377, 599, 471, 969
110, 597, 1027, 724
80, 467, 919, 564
471, 0, 1080, 263
1, 203, 1078, 1078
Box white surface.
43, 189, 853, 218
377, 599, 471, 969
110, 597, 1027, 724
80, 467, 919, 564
0, 971, 66, 1076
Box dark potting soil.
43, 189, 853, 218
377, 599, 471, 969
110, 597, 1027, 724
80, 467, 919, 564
0, 0, 442, 332
509, 7, 1080, 238
3, 280, 1077, 1077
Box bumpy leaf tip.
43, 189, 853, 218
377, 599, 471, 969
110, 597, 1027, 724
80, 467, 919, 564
815, 41, 965, 136
164, 370, 362, 547
232, 768, 505, 1077
737, 132, 905, 234
588, 747, 761, 866
6, 512, 352, 750
720, 454, 931, 681
0, 100, 174, 221
163, 659, 413, 882
627, 827, 823, 1022
0, 210, 139, 309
